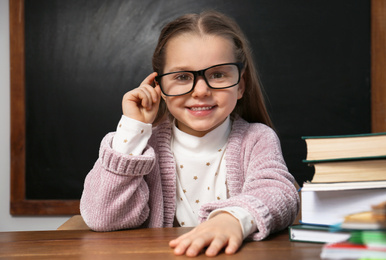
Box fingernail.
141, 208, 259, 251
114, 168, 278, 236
174, 248, 183, 255
187, 249, 197, 257
206, 249, 215, 256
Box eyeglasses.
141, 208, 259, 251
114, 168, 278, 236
155, 63, 243, 96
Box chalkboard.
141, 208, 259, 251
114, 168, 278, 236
11, 0, 380, 215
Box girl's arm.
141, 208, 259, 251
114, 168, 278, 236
80, 132, 156, 231
80, 72, 162, 231
199, 122, 300, 240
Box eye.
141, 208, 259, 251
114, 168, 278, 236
208, 71, 228, 80
211, 72, 225, 79
174, 73, 193, 81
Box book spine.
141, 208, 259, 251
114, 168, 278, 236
302, 132, 386, 140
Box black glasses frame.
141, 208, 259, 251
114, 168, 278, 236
155, 62, 244, 97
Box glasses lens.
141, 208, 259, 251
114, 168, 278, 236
205, 64, 240, 89
159, 72, 194, 96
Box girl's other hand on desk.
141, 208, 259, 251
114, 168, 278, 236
169, 212, 243, 257
122, 72, 161, 124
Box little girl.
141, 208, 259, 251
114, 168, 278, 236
80, 10, 299, 257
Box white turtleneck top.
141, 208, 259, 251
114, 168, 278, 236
112, 115, 256, 238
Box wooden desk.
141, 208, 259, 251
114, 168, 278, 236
0, 227, 322, 259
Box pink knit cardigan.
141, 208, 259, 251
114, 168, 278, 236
80, 116, 300, 241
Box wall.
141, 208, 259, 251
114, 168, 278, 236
0, 0, 69, 231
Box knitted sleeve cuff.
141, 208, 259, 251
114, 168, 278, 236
100, 132, 156, 176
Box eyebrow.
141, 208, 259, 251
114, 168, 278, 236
165, 66, 193, 73
165, 62, 237, 74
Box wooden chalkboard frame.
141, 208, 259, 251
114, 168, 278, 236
10, 0, 80, 215
10, 0, 386, 215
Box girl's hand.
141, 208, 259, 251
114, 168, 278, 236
122, 72, 161, 124
169, 213, 243, 257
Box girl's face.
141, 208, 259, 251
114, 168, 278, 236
160, 34, 245, 137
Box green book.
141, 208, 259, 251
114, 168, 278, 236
350, 230, 386, 248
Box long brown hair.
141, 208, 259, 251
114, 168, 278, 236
152, 10, 273, 128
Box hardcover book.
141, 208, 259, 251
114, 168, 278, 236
321, 241, 386, 259
300, 182, 386, 226
302, 132, 386, 162
308, 159, 386, 183
289, 224, 351, 243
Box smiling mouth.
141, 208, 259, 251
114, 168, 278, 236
189, 106, 214, 111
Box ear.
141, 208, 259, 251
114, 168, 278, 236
237, 74, 246, 100
155, 81, 167, 101
161, 92, 167, 101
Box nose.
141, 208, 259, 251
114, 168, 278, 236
191, 76, 211, 97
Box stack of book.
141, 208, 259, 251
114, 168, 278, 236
303, 132, 386, 183
320, 201, 386, 259
289, 132, 386, 244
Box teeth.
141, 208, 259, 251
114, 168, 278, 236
190, 106, 212, 111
